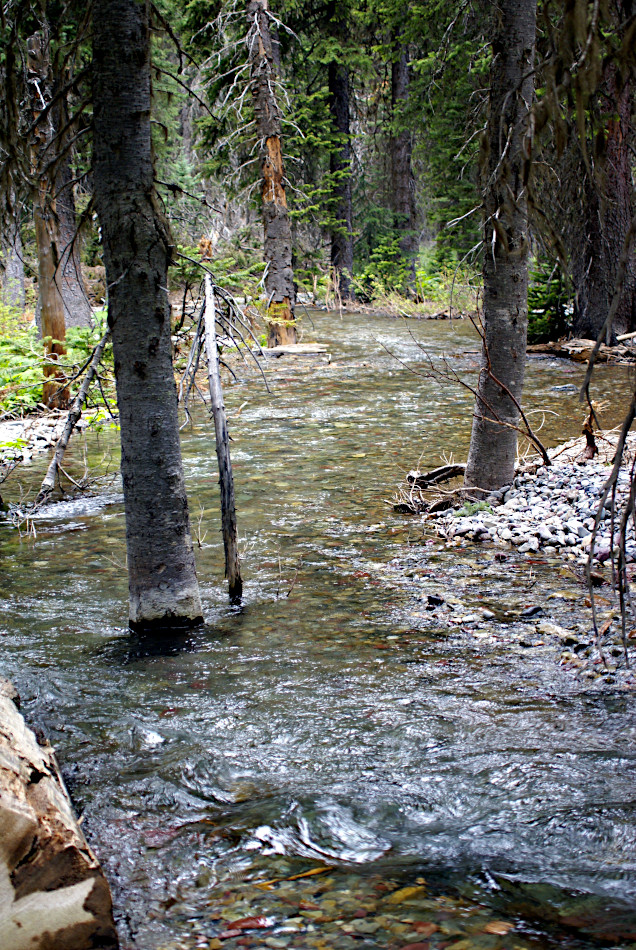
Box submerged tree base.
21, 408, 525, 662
128, 611, 204, 634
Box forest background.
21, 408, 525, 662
2, 0, 633, 412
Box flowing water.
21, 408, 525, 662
1, 312, 636, 950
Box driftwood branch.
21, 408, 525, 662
407, 464, 467, 487
378, 326, 551, 468
204, 276, 243, 604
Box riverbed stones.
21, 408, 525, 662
435, 434, 636, 567
161, 860, 567, 950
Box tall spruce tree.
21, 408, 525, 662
247, 0, 297, 345
464, 0, 537, 493
93, 0, 203, 630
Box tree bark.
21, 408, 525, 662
54, 136, 93, 329
390, 41, 417, 288
31, 50, 92, 330
0, 678, 119, 949
327, 11, 354, 303
464, 0, 536, 494
571, 48, 636, 340
93, 0, 203, 630
204, 277, 243, 604
247, 0, 297, 347
27, 29, 69, 409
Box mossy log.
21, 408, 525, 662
0, 678, 118, 949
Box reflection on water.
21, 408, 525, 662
0, 312, 635, 947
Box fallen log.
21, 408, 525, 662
263, 343, 329, 357
527, 338, 636, 363
0, 678, 119, 949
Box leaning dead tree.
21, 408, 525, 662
36, 328, 111, 504
179, 269, 268, 604
203, 276, 242, 603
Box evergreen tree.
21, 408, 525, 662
93, 0, 203, 630
464, 0, 537, 494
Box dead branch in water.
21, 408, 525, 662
203, 276, 242, 604
35, 328, 111, 505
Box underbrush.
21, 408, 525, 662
0, 304, 113, 418
353, 257, 481, 317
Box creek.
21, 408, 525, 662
1, 311, 635, 949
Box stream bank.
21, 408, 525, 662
421, 431, 636, 689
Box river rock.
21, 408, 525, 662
432, 432, 636, 568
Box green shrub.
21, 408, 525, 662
0, 307, 113, 416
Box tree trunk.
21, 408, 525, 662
0, 678, 119, 949
390, 42, 417, 288
0, 212, 25, 310
27, 30, 69, 409
247, 0, 297, 347
328, 57, 354, 301
93, 0, 203, 631
32, 54, 92, 330
571, 57, 635, 341
464, 0, 536, 494
54, 139, 93, 329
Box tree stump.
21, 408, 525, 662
0, 678, 119, 949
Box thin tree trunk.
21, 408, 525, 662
571, 55, 635, 340
204, 277, 242, 604
0, 212, 25, 309
93, 0, 203, 630
27, 29, 69, 409
247, 0, 297, 347
55, 142, 93, 328
30, 55, 92, 329
390, 41, 416, 288
328, 60, 355, 302
464, 0, 536, 494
